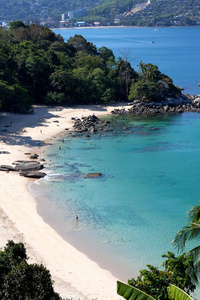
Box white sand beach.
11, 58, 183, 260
0, 104, 129, 300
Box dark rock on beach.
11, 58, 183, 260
19, 171, 46, 178
30, 153, 39, 159
0, 151, 10, 154
14, 161, 44, 172
0, 160, 46, 179
0, 165, 15, 171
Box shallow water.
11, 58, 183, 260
31, 112, 200, 286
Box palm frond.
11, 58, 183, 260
168, 284, 193, 300
173, 223, 200, 251
187, 245, 200, 265
117, 281, 156, 300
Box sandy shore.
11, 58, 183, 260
0, 104, 129, 300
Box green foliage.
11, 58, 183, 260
87, 0, 139, 23
128, 62, 181, 102
9, 23, 62, 44
117, 281, 194, 300
0, 241, 61, 300
98, 46, 115, 64
168, 284, 193, 300
0, 24, 182, 111
128, 251, 196, 300
1, 262, 61, 299
9, 21, 26, 30
117, 280, 156, 299
0, 81, 31, 113
67, 34, 98, 56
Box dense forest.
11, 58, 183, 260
0, 22, 181, 113
0, 0, 200, 27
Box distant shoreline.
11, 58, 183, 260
53, 25, 128, 30
52, 25, 200, 30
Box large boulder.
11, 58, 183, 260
0, 165, 15, 171
0, 151, 10, 154
30, 153, 39, 159
86, 172, 102, 178
15, 162, 44, 171
20, 171, 46, 178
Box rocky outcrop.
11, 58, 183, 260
86, 172, 102, 178
112, 95, 200, 116
0, 160, 46, 178
15, 161, 44, 172
0, 151, 10, 154
72, 115, 111, 135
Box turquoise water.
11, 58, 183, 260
53, 26, 200, 95
29, 28, 200, 297
32, 112, 200, 285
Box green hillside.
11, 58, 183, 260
0, 0, 200, 26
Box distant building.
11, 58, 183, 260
75, 21, 86, 27
61, 13, 67, 21
94, 22, 101, 26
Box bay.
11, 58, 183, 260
30, 27, 200, 298
53, 26, 200, 95
31, 112, 200, 286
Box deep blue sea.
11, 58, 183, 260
53, 26, 200, 95
31, 27, 200, 297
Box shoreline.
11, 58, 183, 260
52, 25, 200, 30
0, 104, 129, 299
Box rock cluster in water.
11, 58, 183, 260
112, 95, 200, 115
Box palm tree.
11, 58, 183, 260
173, 204, 200, 270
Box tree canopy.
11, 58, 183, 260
0, 23, 181, 113
0, 240, 61, 299
127, 251, 197, 300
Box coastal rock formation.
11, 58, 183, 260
14, 161, 44, 172
112, 95, 200, 115
72, 115, 111, 135
19, 171, 46, 178
86, 172, 102, 178
0, 160, 46, 178
0, 165, 15, 171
